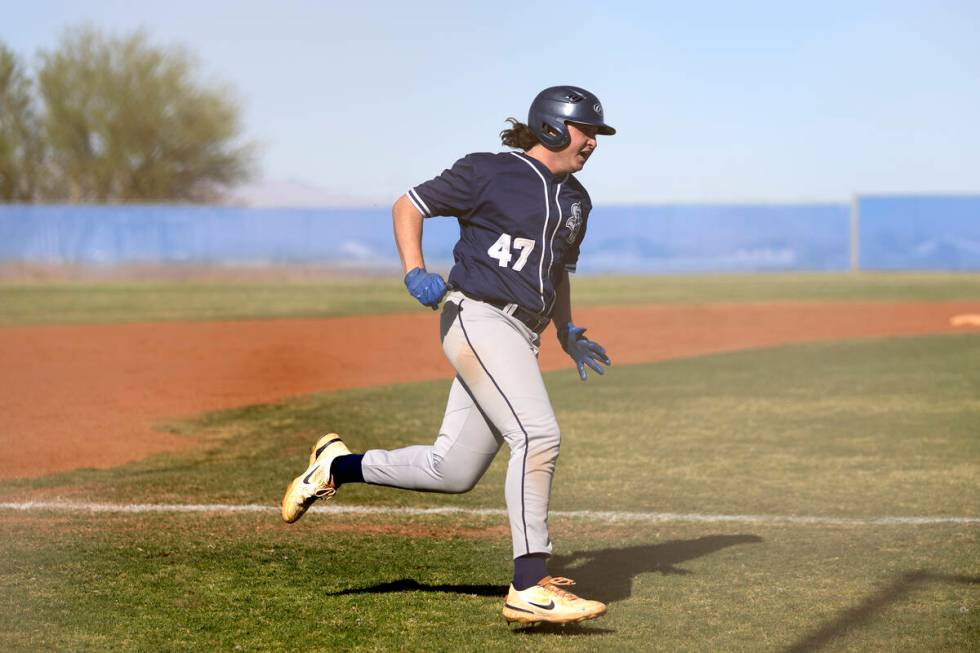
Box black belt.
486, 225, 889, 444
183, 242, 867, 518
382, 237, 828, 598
459, 292, 551, 333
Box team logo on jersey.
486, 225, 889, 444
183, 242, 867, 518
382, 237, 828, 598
565, 203, 583, 244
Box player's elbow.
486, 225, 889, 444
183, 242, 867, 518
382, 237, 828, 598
392, 194, 407, 215
392, 194, 421, 220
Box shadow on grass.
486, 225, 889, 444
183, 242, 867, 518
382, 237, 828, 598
510, 622, 617, 636
785, 570, 980, 653
551, 534, 764, 604
328, 579, 507, 597
327, 533, 763, 606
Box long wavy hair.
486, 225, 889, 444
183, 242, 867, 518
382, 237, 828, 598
500, 118, 540, 151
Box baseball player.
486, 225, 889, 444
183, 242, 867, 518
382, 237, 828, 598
282, 86, 615, 626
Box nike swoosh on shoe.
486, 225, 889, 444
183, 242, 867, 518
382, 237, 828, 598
302, 465, 320, 485
314, 437, 342, 458
528, 600, 555, 610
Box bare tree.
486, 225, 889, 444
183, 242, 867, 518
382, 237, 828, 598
36, 26, 255, 203
0, 44, 43, 201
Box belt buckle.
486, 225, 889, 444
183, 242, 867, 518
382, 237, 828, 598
527, 312, 548, 333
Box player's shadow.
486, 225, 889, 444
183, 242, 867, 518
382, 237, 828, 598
328, 579, 507, 597
326, 533, 762, 606
549, 534, 763, 604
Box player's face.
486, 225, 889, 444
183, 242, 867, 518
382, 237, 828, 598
563, 122, 599, 173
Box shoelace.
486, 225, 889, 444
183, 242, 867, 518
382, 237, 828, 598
541, 577, 582, 601
313, 483, 335, 499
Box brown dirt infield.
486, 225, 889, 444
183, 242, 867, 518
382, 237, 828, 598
1, 301, 977, 480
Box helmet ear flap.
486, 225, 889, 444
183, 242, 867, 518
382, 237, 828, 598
528, 102, 570, 149
537, 119, 570, 150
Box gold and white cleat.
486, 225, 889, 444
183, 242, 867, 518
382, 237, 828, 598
281, 434, 350, 523
502, 576, 607, 625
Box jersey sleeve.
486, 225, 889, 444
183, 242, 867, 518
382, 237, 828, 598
564, 204, 590, 273
406, 155, 477, 218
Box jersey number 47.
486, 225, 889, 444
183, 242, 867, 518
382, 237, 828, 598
487, 233, 535, 272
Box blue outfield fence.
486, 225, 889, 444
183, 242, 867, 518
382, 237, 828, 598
577, 204, 849, 273
0, 205, 404, 269
859, 196, 980, 271
0, 195, 977, 273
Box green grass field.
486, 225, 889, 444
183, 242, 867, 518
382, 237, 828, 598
2, 271, 979, 325
1, 275, 978, 651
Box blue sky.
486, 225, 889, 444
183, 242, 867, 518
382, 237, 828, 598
4, 0, 979, 206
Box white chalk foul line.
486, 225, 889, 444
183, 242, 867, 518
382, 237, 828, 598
0, 501, 978, 526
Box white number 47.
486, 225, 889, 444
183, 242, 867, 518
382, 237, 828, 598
487, 234, 535, 271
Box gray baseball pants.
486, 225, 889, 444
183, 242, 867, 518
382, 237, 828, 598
361, 291, 560, 557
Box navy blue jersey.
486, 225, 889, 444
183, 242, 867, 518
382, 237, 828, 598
407, 151, 591, 317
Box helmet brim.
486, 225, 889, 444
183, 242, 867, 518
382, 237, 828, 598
567, 120, 616, 136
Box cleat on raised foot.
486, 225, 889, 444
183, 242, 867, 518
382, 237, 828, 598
502, 576, 606, 625
281, 434, 350, 523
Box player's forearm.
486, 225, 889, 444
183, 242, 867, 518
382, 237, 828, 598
392, 194, 426, 274
551, 268, 573, 327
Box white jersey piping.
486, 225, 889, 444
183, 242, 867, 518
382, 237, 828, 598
509, 152, 549, 312
538, 181, 561, 314
406, 188, 431, 217
545, 183, 566, 314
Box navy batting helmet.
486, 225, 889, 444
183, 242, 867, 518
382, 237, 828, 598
528, 85, 616, 150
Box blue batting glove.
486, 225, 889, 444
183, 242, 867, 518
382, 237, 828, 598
558, 322, 612, 381
404, 266, 448, 310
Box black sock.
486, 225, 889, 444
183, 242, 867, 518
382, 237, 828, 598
512, 553, 549, 590
329, 454, 364, 487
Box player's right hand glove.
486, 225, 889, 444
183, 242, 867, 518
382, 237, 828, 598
557, 322, 612, 381
404, 266, 448, 310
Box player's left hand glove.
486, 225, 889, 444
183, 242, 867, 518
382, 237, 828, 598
404, 266, 448, 310
558, 322, 611, 381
